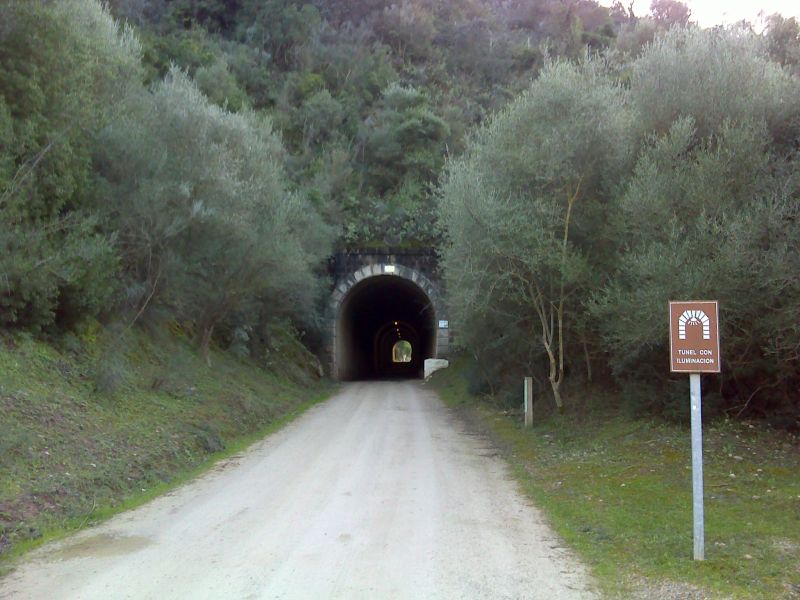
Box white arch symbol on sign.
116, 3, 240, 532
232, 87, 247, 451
678, 310, 711, 340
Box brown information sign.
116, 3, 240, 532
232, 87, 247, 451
669, 301, 721, 373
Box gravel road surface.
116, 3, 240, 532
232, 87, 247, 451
0, 381, 597, 600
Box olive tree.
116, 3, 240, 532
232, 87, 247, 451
438, 60, 634, 407
95, 69, 333, 361
592, 27, 800, 417
629, 26, 798, 143
0, 0, 141, 330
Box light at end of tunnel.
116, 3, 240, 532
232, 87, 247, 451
384, 264, 396, 274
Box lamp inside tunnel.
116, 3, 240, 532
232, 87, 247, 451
335, 274, 436, 380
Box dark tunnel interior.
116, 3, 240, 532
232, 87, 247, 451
336, 275, 436, 380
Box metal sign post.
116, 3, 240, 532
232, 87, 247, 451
689, 373, 704, 560
669, 301, 721, 562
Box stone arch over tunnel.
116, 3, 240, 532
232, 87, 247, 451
330, 263, 445, 380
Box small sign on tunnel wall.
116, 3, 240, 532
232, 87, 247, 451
438, 320, 449, 329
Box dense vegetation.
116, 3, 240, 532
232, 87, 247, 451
2, 0, 799, 423
106, 0, 647, 246
0, 0, 651, 358
1, 0, 332, 358
439, 27, 800, 423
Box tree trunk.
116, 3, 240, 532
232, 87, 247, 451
549, 377, 563, 412
583, 337, 592, 384
199, 321, 216, 367
544, 340, 564, 410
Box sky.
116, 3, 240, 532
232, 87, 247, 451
601, 1, 800, 28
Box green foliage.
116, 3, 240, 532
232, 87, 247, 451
372, 1, 437, 62
0, 99, 12, 188
95, 70, 333, 355
612, 18, 660, 57
439, 28, 800, 420
120, 0, 636, 247
649, 0, 691, 28
590, 29, 800, 417
2, 0, 337, 352
332, 84, 447, 244
237, 0, 321, 68
166, 0, 243, 34
764, 13, 800, 75
629, 27, 799, 142
139, 26, 219, 82
0, 0, 141, 331
438, 60, 633, 392
0, 0, 141, 217
361, 84, 449, 189
194, 58, 250, 111
295, 89, 344, 148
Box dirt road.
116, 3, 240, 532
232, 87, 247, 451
0, 382, 596, 599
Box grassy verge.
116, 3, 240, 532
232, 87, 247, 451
430, 358, 800, 599
0, 324, 335, 572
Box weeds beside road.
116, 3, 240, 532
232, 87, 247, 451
431, 361, 800, 599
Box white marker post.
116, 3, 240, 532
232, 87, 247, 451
669, 301, 721, 562
524, 377, 533, 427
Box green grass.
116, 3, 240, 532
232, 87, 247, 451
431, 358, 800, 599
0, 324, 335, 572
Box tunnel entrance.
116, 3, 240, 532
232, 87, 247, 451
335, 274, 436, 380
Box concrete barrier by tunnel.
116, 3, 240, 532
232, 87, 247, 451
329, 262, 449, 380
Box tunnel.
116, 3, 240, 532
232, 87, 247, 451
335, 274, 436, 380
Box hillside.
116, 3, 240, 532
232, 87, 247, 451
109, 0, 639, 247
0, 324, 331, 565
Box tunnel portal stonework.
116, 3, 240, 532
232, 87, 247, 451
327, 248, 452, 380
